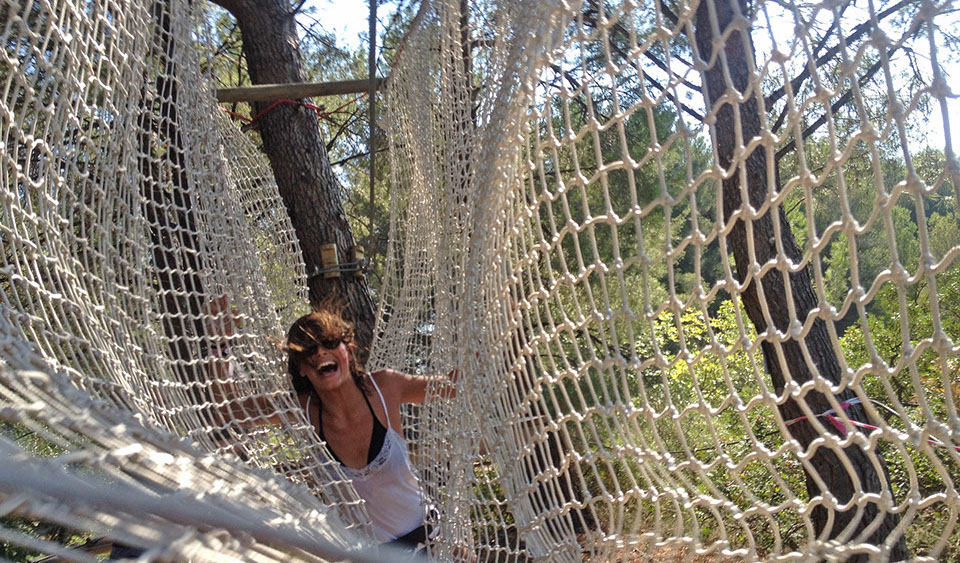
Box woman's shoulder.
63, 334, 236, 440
368, 368, 420, 401
369, 368, 404, 391
369, 368, 430, 405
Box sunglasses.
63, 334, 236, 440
290, 338, 343, 356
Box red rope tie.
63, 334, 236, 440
785, 397, 960, 452
221, 108, 253, 123
251, 99, 318, 122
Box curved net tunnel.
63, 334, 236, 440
2, 0, 960, 561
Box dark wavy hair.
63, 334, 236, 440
285, 306, 367, 394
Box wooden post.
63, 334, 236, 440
320, 243, 339, 279
352, 246, 366, 280
368, 0, 378, 245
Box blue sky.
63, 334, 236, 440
302, 1, 956, 154
303, 0, 397, 51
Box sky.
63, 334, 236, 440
302, 0, 958, 155
303, 0, 397, 51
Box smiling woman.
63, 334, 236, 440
284, 306, 448, 550
199, 298, 455, 551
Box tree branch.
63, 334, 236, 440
775, 18, 923, 164
208, 0, 247, 18
637, 69, 704, 122
539, 68, 600, 122
577, 3, 704, 122
211, 23, 240, 59
289, 0, 308, 16
775, 60, 882, 163
603, 28, 704, 122
296, 18, 346, 54
548, 63, 581, 90
659, 0, 680, 27
584, 1, 699, 85
765, 0, 917, 110
326, 107, 364, 151
332, 149, 374, 167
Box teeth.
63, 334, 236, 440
319, 361, 336, 369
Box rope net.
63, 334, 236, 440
0, 364, 371, 562
378, 0, 960, 560
0, 0, 959, 561
0, 0, 377, 558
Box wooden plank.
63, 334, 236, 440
215, 78, 384, 103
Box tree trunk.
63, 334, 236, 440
211, 0, 376, 357
140, 0, 210, 425
692, 0, 906, 559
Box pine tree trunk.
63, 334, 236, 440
693, 0, 906, 558
141, 0, 209, 418
211, 0, 377, 357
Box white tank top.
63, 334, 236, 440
306, 378, 423, 542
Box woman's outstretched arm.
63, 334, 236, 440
373, 368, 459, 406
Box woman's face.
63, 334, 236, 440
298, 340, 352, 392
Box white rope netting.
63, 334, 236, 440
379, 0, 960, 561
0, 362, 375, 562
1, 0, 379, 557
1, 0, 959, 561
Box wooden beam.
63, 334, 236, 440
215, 78, 384, 103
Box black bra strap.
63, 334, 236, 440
361, 391, 387, 464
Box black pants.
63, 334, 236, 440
388, 522, 431, 550
108, 544, 144, 559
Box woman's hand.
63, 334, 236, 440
200, 296, 289, 426
438, 369, 459, 399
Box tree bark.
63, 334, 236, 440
692, 0, 906, 559
140, 0, 210, 421
210, 0, 377, 357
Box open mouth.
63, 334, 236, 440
317, 361, 338, 375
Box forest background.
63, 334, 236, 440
209, 0, 960, 557
204, 0, 960, 557
2, 0, 959, 559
